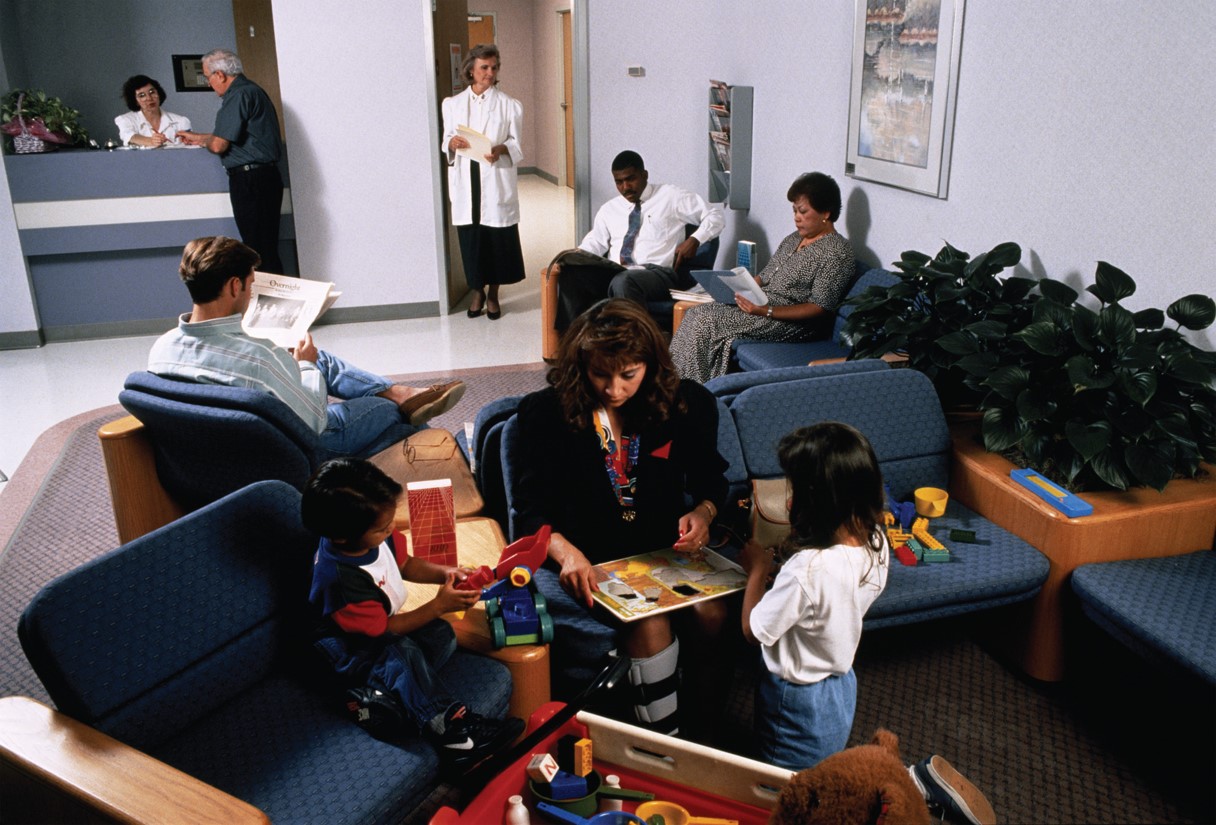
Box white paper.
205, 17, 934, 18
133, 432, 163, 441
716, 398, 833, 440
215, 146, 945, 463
717, 266, 769, 306
454, 125, 493, 163
242, 272, 338, 349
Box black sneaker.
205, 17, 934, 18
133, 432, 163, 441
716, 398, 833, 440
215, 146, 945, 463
431, 704, 525, 768
912, 755, 997, 825
345, 686, 407, 741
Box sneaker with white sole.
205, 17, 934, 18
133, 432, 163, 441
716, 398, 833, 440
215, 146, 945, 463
913, 755, 997, 825
430, 704, 524, 768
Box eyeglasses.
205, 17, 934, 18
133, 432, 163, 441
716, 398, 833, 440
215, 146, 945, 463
135, 90, 159, 99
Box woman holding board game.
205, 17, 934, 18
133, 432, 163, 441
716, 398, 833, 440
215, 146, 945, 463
512, 298, 730, 739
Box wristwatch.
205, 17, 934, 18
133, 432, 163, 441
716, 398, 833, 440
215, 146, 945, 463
766, 305, 774, 318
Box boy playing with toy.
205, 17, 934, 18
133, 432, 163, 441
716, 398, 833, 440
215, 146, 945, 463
304, 457, 523, 765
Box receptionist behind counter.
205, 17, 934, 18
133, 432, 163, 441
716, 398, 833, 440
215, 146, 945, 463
115, 75, 192, 148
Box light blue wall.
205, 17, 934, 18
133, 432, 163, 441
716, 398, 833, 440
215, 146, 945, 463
583, 1, 1216, 351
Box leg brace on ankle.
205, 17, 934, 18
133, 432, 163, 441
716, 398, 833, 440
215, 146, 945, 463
627, 640, 680, 735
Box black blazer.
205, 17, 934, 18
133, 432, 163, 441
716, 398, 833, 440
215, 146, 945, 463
513, 380, 728, 563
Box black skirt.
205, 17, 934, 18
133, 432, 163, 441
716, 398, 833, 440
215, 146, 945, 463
456, 159, 525, 289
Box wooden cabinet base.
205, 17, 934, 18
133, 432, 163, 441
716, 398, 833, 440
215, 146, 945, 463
949, 424, 1216, 682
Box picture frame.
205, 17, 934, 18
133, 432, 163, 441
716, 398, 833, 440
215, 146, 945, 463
172, 54, 210, 93
845, 0, 966, 199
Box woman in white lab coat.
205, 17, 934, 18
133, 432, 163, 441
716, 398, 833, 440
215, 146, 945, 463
441, 44, 525, 319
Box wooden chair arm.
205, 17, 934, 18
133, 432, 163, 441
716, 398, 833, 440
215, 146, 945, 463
98, 416, 186, 544
0, 695, 268, 825
672, 300, 701, 335
541, 264, 561, 361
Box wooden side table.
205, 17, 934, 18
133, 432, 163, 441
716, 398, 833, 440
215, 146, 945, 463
402, 518, 550, 721
371, 429, 484, 527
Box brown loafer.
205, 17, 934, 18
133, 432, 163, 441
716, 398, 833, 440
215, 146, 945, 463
398, 380, 467, 426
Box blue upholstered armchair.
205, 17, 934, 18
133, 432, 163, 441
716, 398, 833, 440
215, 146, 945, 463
12, 480, 513, 824
119, 371, 413, 510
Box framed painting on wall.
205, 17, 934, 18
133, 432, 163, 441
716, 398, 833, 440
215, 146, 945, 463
172, 55, 210, 92
845, 0, 966, 198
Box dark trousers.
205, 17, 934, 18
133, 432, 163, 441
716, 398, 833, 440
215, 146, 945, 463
556, 262, 684, 330
228, 164, 285, 274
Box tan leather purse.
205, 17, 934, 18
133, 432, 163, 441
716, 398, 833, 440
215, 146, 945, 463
750, 477, 791, 549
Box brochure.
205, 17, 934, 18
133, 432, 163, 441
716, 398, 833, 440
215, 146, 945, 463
590, 547, 746, 623
241, 272, 340, 349
691, 267, 769, 307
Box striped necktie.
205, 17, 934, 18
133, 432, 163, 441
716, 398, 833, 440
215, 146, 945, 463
620, 202, 642, 265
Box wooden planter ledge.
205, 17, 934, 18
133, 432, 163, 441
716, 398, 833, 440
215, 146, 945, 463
948, 421, 1216, 682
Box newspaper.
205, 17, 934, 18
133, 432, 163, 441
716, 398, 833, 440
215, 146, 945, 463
590, 547, 746, 623
241, 272, 340, 349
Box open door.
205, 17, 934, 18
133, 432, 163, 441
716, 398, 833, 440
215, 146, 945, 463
433, 0, 471, 312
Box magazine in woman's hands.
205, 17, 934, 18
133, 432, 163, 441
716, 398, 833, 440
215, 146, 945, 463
691, 267, 768, 306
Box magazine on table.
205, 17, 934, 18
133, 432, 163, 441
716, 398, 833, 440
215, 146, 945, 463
691, 267, 769, 307
241, 272, 340, 349
590, 547, 746, 622
669, 284, 713, 303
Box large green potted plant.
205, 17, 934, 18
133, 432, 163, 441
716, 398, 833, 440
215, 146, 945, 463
975, 262, 1216, 492
841, 241, 1038, 410
1, 88, 89, 153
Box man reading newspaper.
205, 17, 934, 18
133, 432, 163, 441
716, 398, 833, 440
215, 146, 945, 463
149, 236, 465, 456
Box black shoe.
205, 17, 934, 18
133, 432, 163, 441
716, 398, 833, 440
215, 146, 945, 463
486, 300, 502, 320
467, 306, 483, 318
345, 686, 407, 741
913, 755, 996, 825
430, 704, 525, 769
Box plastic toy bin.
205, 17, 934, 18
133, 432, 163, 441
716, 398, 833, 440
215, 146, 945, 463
431, 702, 792, 824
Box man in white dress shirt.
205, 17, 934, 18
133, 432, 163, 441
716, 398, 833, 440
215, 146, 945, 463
554, 150, 724, 330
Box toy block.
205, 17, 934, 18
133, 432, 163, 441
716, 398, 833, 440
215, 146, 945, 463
950, 529, 977, 543
557, 734, 580, 772
912, 517, 929, 533
893, 544, 918, 566
546, 770, 588, 800
1010, 468, 1093, 517
922, 548, 951, 563
572, 738, 593, 777
405, 479, 456, 565
526, 752, 559, 784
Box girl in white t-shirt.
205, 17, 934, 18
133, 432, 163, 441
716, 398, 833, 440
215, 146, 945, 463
740, 421, 890, 771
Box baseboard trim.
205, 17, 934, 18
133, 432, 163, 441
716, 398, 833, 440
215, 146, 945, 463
0, 329, 45, 350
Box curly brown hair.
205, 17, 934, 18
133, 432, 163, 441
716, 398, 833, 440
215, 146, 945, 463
548, 298, 683, 431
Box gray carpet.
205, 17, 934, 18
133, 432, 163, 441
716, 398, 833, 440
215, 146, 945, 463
3, 361, 1212, 824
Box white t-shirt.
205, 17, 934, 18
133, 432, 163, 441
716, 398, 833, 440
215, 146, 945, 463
749, 538, 890, 684
360, 540, 409, 615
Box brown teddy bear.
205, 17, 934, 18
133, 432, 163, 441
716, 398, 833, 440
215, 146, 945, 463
769, 729, 932, 825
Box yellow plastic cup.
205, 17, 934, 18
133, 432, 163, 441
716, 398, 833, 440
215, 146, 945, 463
914, 487, 948, 518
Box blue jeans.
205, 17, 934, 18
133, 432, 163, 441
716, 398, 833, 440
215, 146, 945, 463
755, 668, 857, 771
313, 350, 417, 457
317, 619, 458, 731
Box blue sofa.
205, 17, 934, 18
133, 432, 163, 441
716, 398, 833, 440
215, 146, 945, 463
1071, 550, 1216, 687
731, 267, 899, 372
15, 480, 514, 824
473, 365, 1049, 691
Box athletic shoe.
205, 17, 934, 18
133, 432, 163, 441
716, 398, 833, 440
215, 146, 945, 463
344, 686, 406, 740
430, 704, 525, 768
913, 755, 997, 825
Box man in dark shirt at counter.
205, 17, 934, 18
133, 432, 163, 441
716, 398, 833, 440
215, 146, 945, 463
180, 48, 286, 274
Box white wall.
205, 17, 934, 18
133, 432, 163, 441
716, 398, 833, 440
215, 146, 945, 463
271, 0, 444, 307
585, 1, 1216, 350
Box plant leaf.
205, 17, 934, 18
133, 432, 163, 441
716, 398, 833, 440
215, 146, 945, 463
955, 352, 1000, 376
1166, 294, 1216, 330
1016, 387, 1058, 421
1066, 420, 1111, 460
981, 406, 1025, 452
1132, 308, 1165, 330
1015, 321, 1064, 356
1087, 261, 1137, 304
982, 366, 1031, 400
1096, 303, 1136, 347
1037, 278, 1078, 305
964, 320, 1008, 340
1124, 443, 1175, 492
1118, 371, 1157, 406
937, 331, 978, 355
1089, 448, 1129, 490
1071, 305, 1099, 351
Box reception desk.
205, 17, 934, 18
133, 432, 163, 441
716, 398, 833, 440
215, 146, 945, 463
4, 146, 296, 341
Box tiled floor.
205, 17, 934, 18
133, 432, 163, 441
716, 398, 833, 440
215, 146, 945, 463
0, 175, 575, 485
